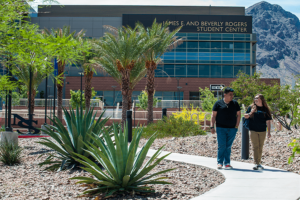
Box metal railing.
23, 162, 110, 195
11, 98, 103, 108
133, 100, 202, 109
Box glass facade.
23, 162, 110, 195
156, 33, 255, 78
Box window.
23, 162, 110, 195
187, 41, 198, 48
164, 65, 175, 76
234, 66, 245, 76
222, 65, 233, 78
175, 65, 186, 77
211, 65, 222, 77
187, 65, 198, 77
189, 92, 200, 100
199, 65, 210, 77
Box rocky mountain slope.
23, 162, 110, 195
246, 1, 300, 85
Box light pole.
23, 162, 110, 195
44, 76, 48, 125
112, 86, 116, 118
78, 72, 84, 109
177, 86, 182, 112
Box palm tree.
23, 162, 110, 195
42, 26, 85, 121
140, 20, 182, 124
78, 38, 103, 110
92, 25, 156, 127
13, 64, 49, 114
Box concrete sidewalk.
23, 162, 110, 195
147, 149, 300, 200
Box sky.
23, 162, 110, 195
33, 0, 300, 19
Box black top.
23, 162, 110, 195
246, 106, 272, 132
212, 99, 241, 128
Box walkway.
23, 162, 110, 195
147, 149, 300, 200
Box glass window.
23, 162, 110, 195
245, 66, 251, 75
211, 34, 222, 40
187, 48, 198, 52
187, 65, 198, 77
199, 57, 210, 61
199, 48, 210, 52
176, 48, 186, 52
187, 52, 198, 57
103, 96, 113, 106
154, 91, 162, 96
222, 65, 233, 78
211, 65, 222, 77
234, 66, 245, 76
164, 65, 175, 76
187, 42, 198, 48
199, 42, 210, 48
132, 91, 141, 96
189, 92, 200, 100
96, 91, 103, 96
246, 43, 250, 49
199, 33, 210, 40
104, 91, 113, 96
211, 42, 221, 49
199, 53, 210, 56
175, 65, 186, 76
252, 66, 256, 75
187, 33, 198, 40
155, 65, 163, 77
177, 41, 187, 48
223, 42, 233, 49
199, 65, 210, 77
234, 42, 245, 49
211, 53, 222, 57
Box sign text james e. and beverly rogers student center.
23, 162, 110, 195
32, 5, 279, 106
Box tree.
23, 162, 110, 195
199, 87, 217, 112
139, 20, 182, 124
229, 72, 280, 107
69, 88, 96, 109
5, 23, 53, 115
42, 26, 86, 121
136, 90, 161, 111
78, 38, 102, 110
92, 25, 155, 127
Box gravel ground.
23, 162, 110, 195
0, 138, 225, 200
140, 130, 300, 174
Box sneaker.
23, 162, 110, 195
225, 165, 233, 170
257, 164, 264, 170
217, 164, 223, 169
253, 164, 258, 170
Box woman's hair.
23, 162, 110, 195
249, 94, 272, 118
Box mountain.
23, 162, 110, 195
246, 1, 300, 85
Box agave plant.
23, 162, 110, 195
71, 124, 174, 198
37, 106, 111, 171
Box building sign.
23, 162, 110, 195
122, 14, 252, 33
210, 84, 225, 91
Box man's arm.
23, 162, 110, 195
236, 111, 241, 128
211, 111, 217, 134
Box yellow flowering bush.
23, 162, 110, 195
172, 106, 210, 125
288, 138, 300, 164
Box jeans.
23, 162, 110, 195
216, 127, 237, 165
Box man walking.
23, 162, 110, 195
211, 87, 241, 169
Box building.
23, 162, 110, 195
31, 5, 279, 106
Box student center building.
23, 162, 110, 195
31, 5, 278, 106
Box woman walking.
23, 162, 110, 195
244, 94, 272, 170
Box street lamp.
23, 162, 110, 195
111, 86, 117, 118
78, 72, 84, 109
177, 86, 182, 112
46, 85, 51, 125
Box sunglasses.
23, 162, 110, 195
254, 97, 259, 100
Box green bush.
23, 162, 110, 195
69, 88, 96, 109
37, 106, 111, 171
0, 141, 23, 166
140, 115, 206, 139
71, 124, 174, 198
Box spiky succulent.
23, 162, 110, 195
71, 124, 174, 198
37, 106, 111, 171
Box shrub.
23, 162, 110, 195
172, 105, 209, 124
140, 115, 206, 139
70, 88, 96, 109
0, 141, 23, 165
37, 106, 111, 171
288, 138, 300, 164
71, 124, 174, 198
136, 90, 161, 110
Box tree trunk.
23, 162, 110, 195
57, 61, 65, 122
84, 70, 93, 111
121, 71, 130, 129
146, 61, 156, 124
27, 89, 36, 115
